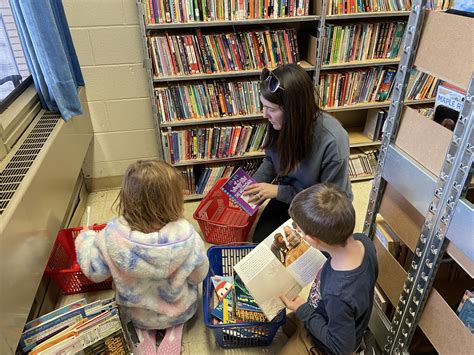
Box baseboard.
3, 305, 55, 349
85, 175, 123, 192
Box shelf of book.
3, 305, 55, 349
172, 152, 265, 167
160, 114, 264, 128
321, 58, 400, 70
153, 60, 315, 83
145, 15, 320, 29
325, 11, 410, 20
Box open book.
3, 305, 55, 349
221, 167, 263, 216
234, 219, 327, 320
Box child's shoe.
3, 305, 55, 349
157, 324, 184, 355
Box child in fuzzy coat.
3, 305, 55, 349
75, 160, 209, 354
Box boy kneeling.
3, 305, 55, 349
280, 183, 378, 355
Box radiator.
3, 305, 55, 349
0, 104, 92, 353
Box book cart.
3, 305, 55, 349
135, 0, 454, 200
362, 2, 474, 353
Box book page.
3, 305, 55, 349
234, 219, 326, 320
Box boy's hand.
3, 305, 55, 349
280, 294, 306, 312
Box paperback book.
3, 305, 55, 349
234, 219, 327, 320
220, 167, 263, 216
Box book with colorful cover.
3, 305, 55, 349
220, 167, 263, 216
234, 273, 267, 323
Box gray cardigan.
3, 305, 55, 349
253, 112, 353, 204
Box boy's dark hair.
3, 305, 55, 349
288, 183, 355, 245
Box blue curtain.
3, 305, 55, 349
10, 0, 84, 121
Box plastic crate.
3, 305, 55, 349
203, 245, 285, 348
45, 224, 112, 295
193, 178, 258, 244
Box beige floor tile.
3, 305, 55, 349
80, 191, 108, 225
352, 181, 372, 233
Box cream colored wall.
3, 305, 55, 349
63, 0, 161, 190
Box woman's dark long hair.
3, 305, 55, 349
261, 64, 320, 176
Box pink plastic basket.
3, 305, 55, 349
193, 178, 258, 244
45, 224, 112, 294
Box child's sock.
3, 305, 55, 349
157, 324, 184, 355
134, 328, 157, 355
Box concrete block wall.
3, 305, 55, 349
63, 0, 161, 190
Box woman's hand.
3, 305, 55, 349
243, 183, 278, 204
280, 294, 306, 312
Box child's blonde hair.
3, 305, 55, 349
115, 160, 184, 233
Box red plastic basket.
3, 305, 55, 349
45, 224, 112, 295
193, 178, 258, 244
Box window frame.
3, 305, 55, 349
0, 75, 33, 113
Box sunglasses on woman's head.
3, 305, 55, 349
260, 67, 285, 93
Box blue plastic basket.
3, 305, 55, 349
203, 245, 285, 348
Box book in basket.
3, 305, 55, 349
220, 167, 263, 216
234, 219, 327, 321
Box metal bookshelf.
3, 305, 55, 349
361, 2, 473, 353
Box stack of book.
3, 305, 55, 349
144, 0, 313, 23
178, 166, 196, 195
321, 21, 406, 64
348, 147, 378, 178
319, 66, 396, 108
363, 108, 388, 141
149, 29, 300, 77
19, 298, 133, 354
210, 274, 267, 327
161, 123, 267, 163
155, 79, 261, 123
405, 68, 442, 101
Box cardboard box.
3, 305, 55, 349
374, 235, 473, 353
415, 10, 474, 91
395, 106, 452, 176
380, 184, 474, 276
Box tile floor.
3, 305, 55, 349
57, 181, 373, 354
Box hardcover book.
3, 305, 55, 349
220, 167, 263, 216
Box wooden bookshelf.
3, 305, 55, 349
146, 15, 320, 29
160, 114, 264, 128
348, 128, 381, 147
325, 10, 410, 20
321, 58, 400, 70
171, 152, 265, 167
350, 175, 374, 182
324, 101, 391, 112
153, 60, 315, 83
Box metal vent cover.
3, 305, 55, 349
0, 112, 61, 215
